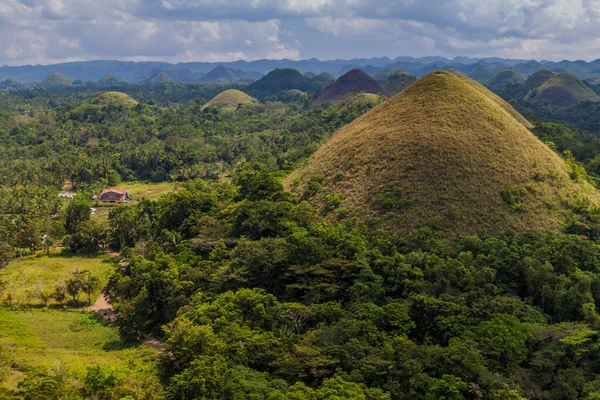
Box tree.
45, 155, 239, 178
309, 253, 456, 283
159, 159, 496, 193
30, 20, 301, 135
52, 284, 67, 306
38, 288, 52, 307
82, 274, 101, 305
64, 196, 92, 234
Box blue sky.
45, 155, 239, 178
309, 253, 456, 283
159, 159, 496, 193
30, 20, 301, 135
1, 0, 600, 65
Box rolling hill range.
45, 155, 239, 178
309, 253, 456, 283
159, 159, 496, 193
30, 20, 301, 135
202, 89, 258, 111
285, 71, 599, 238
382, 70, 417, 95
313, 69, 390, 105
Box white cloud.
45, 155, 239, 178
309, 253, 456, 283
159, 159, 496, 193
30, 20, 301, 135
1, 0, 600, 64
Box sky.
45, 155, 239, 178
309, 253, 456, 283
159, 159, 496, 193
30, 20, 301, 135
1, 0, 600, 66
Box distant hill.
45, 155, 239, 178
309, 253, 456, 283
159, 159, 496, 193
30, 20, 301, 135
313, 69, 390, 105
285, 71, 598, 238
468, 65, 505, 82
534, 87, 581, 107
202, 89, 258, 111
201, 66, 262, 82
244, 68, 318, 98
202, 66, 238, 82
312, 72, 336, 86
98, 74, 122, 85
382, 70, 417, 95
536, 74, 600, 103
524, 70, 556, 89
147, 72, 174, 84
486, 69, 526, 91
90, 92, 138, 108
40, 72, 71, 87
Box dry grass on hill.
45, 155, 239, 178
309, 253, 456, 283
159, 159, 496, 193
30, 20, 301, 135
285, 71, 599, 238
202, 89, 259, 111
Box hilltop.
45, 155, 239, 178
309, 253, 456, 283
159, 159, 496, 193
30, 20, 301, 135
202, 89, 258, 111
536, 73, 600, 103
40, 72, 71, 87
524, 69, 556, 89
313, 69, 390, 105
90, 91, 139, 108
285, 71, 598, 238
382, 70, 417, 94
486, 69, 526, 91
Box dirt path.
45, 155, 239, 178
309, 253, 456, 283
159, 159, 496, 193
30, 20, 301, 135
86, 251, 165, 353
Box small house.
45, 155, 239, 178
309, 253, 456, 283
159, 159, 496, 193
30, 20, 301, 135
100, 189, 131, 203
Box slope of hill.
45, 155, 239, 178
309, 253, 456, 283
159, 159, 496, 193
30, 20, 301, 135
524, 69, 556, 89
486, 69, 526, 91
285, 71, 598, 238
90, 91, 139, 108
537, 74, 600, 102
281, 89, 307, 102
313, 69, 390, 105
382, 70, 417, 94
244, 68, 317, 98
534, 86, 581, 107
312, 72, 336, 85
202, 89, 258, 111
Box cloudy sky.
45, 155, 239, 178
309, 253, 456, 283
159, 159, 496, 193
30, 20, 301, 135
1, 0, 600, 65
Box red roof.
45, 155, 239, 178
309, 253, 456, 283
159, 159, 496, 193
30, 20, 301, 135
101, 189, 126, 195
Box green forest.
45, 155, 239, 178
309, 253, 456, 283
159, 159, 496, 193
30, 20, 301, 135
3, 68, 600, 400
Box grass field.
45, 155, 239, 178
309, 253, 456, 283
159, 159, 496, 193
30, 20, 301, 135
94, 181, 178, 215
0, 255, 113, 306
109, 181, 177, 201
0, 308, 161, 393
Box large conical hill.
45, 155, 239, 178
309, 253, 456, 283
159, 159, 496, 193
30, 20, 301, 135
285, 71, 599, 238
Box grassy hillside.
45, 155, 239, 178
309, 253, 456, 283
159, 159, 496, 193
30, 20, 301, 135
90, 91, 138, 108
538, 74, 600, 102
0, 256, 112, 306
202, 89, 258, 111
382, 70, 417, 95
0, 308, 161, 395
285, 71, 599, 238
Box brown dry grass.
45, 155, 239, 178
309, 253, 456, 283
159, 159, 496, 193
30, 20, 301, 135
91, 91, 138, 107
202, 89, 259, 111
285, 70, 600, 238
